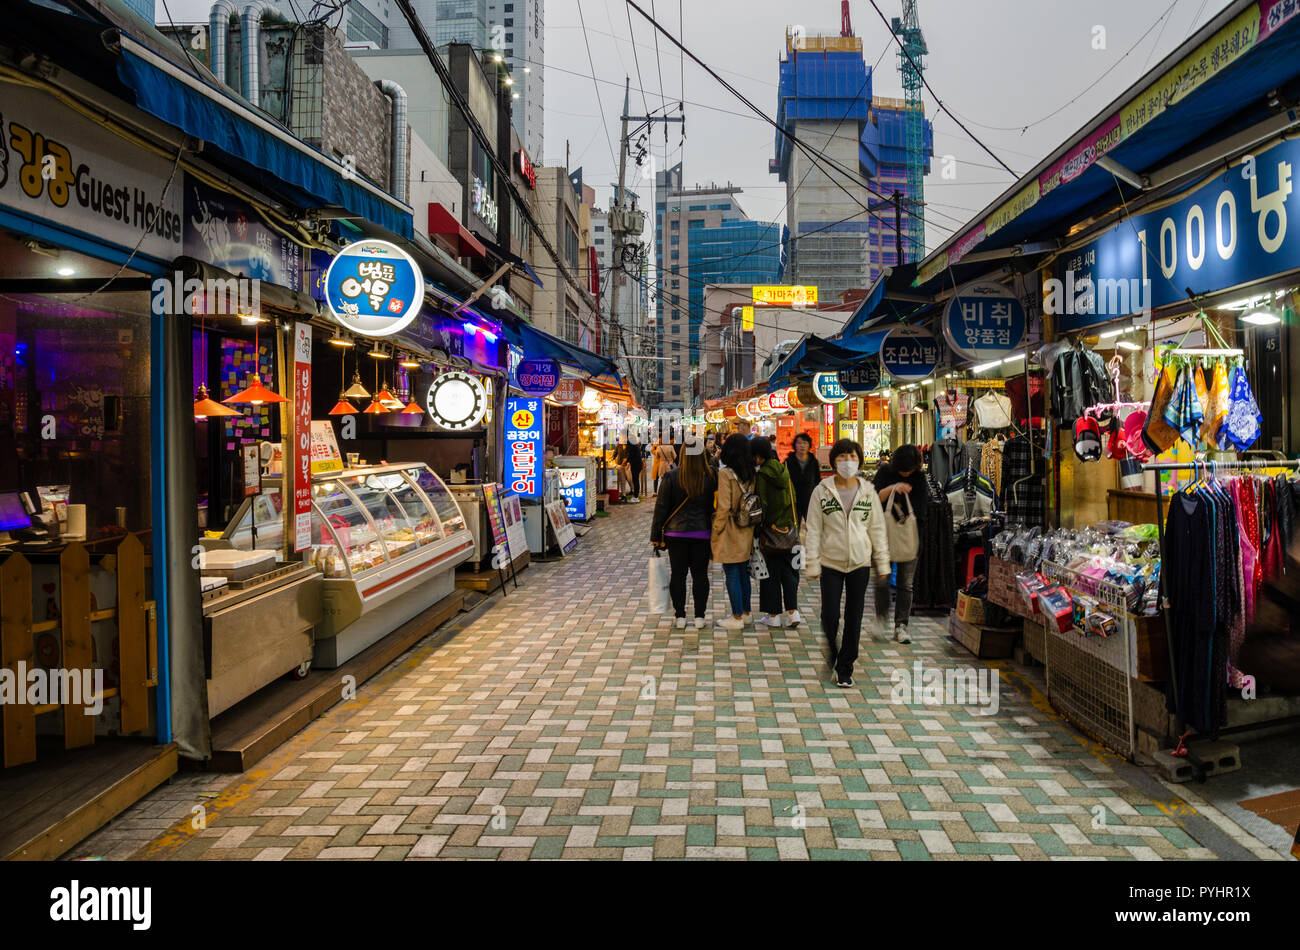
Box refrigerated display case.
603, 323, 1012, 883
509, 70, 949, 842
222, 463, 474, 669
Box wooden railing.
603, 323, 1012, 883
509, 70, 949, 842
0, 535, 156, 768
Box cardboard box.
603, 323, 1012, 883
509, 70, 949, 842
956, 591, 986, 625
948, 614, 1017, 659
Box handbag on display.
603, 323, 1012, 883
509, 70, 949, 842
883, 484, 920, 563
647, 550, 671, 614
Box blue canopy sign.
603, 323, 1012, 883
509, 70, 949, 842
838, 362, 881, 395
324, 239, 424, 337
880, 328, 941, 382
943, 281, 1026, 362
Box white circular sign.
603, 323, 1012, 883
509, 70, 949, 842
324, 239, 425, 338
427, 371, 487, 430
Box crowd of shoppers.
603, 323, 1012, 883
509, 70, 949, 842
643, 425, 926, 688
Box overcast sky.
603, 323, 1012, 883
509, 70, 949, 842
162, 0, 1224, 253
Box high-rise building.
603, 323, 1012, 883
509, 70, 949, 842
652, 164, 782, 411
487, 0, 544, 160
773, 29, 932, 301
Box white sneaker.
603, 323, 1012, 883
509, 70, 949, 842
894, 625, 911, 644
693, 618, 706, 630
869, 623, 888, 642
741, 612, 753, 626
759, 614, 784, 628
717, 616, 745, 631
787, 611, 804, 627
674, 617, 687, 629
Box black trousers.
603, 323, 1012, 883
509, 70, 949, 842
627, 462, 643, 496
666, 538, 711, 618
759, 550, 798, 615
820, 566, 871, 678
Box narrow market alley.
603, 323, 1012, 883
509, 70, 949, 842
72, 504, 1283, 862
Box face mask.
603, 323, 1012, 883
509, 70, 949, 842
836, 460, 858, 479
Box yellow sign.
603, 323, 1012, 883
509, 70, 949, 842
753, 285, 818, 307
511, 408, 535, 430
741, 306, 754, 331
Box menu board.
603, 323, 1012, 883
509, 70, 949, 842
482, 483, 509, 563
500, 491, 528, 563
310, 420, 344, 475
546, 501, 577, 555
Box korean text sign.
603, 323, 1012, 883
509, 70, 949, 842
324, 240, 424, 337
504, 397, 544, 499
293, 323, 312, 552
942, 281, 1026, 362
880, 329, 940, 382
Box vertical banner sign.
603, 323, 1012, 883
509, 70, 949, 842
504, 397, 544, 498
741, 306, 754, 331
293, 323, 312, 552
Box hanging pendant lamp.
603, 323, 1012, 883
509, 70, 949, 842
329, 344, 358, 415
194, 383, 241, 418
224, 320, 288, 405
362, 358, 390, 414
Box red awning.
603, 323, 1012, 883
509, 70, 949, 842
427, 203, 486, 259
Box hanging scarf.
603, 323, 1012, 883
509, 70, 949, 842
1222, 365, 1262, 452
1201, 361, 1230, 448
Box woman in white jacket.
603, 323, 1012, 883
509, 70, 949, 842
803, 439, 891, 687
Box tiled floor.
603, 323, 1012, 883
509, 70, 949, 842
71, 501, 1290, 861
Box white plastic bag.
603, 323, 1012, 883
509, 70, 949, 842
884, 485, 919, 563
648, 551, 671, 614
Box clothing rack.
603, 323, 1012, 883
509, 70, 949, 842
1142, 458, 1300, 739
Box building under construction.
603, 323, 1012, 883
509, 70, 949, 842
773, 18, 933, 302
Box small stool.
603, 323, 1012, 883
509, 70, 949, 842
963, 546, 985, 587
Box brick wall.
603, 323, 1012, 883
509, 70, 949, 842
317, 26, 390, 193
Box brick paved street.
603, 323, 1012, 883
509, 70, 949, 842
72, 502, 1287, 861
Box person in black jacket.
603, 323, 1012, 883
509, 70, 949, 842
625, 439, 645, 501
872, 444, 929, 643
651, 448, 717, 629
785, 432, 822, 525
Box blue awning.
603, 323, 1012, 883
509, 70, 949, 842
114, 42, 413, 239
834, 274, 889, 339
500, 320, 621, 382
766, 331, 889, 390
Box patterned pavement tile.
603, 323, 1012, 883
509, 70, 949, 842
67, 500, 1282, 861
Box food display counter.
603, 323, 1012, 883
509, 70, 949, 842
219, 462, 474, 671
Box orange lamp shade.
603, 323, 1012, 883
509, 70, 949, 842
401, 399, 424, 414
223, 374, 288, 405
328, 396, 357, 415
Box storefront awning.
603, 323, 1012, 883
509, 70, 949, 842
428, 204, 487, 259
112, 36, 413, 239
475, 233, 546, 289
500, 319, 621, 382
765, 331, 889, 390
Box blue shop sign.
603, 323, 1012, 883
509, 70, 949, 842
943, 280, 1026, 362
1053, 137, 1300, 333
184, 179, 303, 291
516, 358, 560, 396
324, 239, 424, 338
504, 396, 544, 499
813, 372, 848, 403
880, 329, 940, 382
838, 362, 881, 394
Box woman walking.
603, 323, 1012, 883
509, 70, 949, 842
785, 432, 822, 526
871, 444, 928, 644
753, 438, 802, 629
625, 438, 645, 503
712, 433, 757, 631
804, 439, 891, 688
650, 449, 717, 629
651, 438, 677, 494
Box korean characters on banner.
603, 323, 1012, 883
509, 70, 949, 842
880, 329, 941, 383
504, 397, 544, 499
293, 323, 312, 552
942, 281, 1026, 362
837, 362, 881, 396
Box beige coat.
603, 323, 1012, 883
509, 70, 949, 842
803, 475, 890, 578
651, 442, 676, 479
711, 466, 755, 564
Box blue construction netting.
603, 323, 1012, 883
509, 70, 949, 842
860, 106, 934, 176
774, 51, 871, 181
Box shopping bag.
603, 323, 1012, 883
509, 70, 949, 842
749, 539, 770, 581
883, 485, 919, 563
648, 551, 671, 614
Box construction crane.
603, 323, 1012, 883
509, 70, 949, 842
891, 1, 927, 263
841, 0, 852, 36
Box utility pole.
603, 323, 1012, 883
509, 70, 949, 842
607, 77, 682, 411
